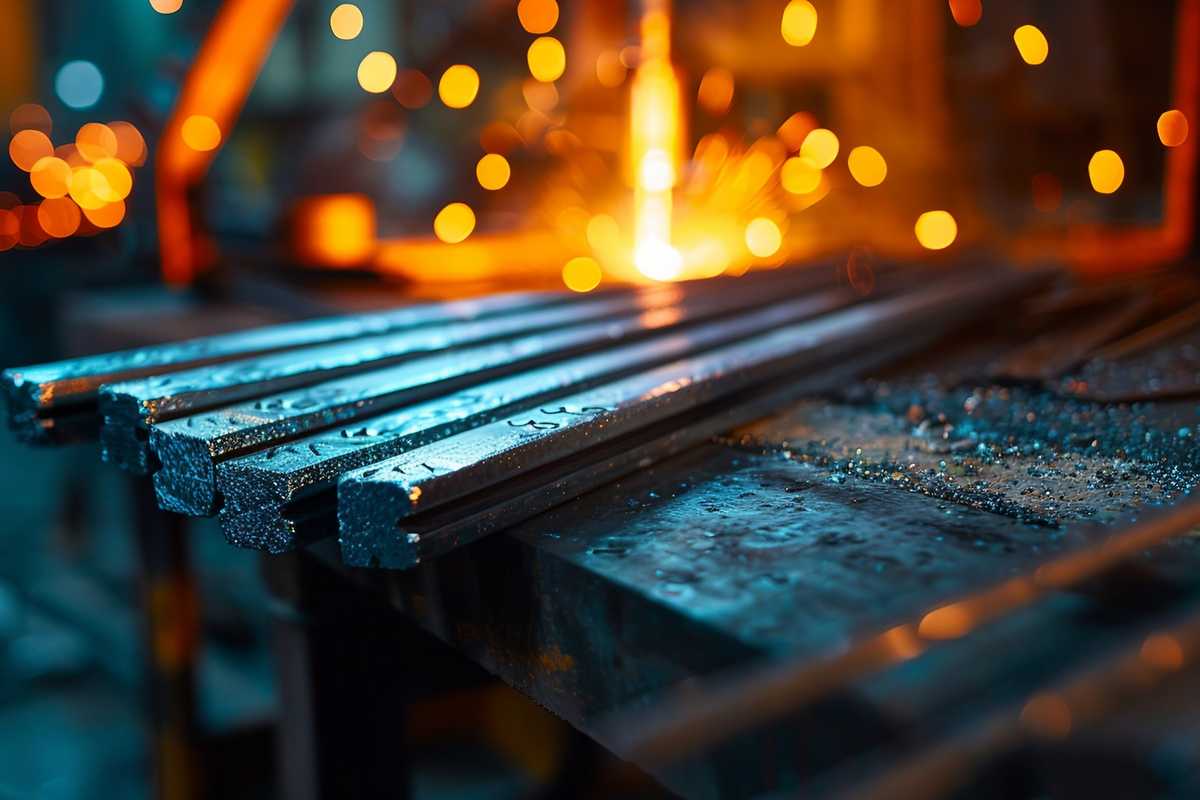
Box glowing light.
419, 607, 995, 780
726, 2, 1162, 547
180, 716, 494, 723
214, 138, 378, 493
10, 104, 51, 136
329, 4, 363, 40
181, 115, 221, 151
93, 158, 133, 201
30, 157, 71, 199
357, 51, 397, 93
781, 156, 822, 194
0, 209, 17, 251
1013, 25, 1048, 65
744, 217, 782, 258
439, 65, 480, 109
1088, 149, 1124, 194
781, 0, 818, 47
37, 197, 81, 238
393, 70, 433, 109
1141, 634, 1184, 671
800, 128, 839, 168
17, 205, 48, 247
778, 112, 817, 152
1158, 110, 1189, 148
480, 122, 522, 154
527, 37, 566, 83
697, 68, 734, 115
68, 167, 111, 210
55, 61, 104, 109
433, 203, 476, 243
292, 194, 376, 266
75, 123, 118, 162
84, 199, 126, 229
9, 130, 53, 172
634, 239, 683, 281
847, 145, 887, 187
948, 0, 982, 27
476, 153, 511, 190
522, 79, 559, 112
914, 210, 958, 250
55, 144, 86, 167
596, 51, 626, 88
586, 214, 620, 251
640, 149, 675, 192
562, 256, 602, 292
149, 0, 184, 12
109, 121, 147, 166
517, 0, 559, 34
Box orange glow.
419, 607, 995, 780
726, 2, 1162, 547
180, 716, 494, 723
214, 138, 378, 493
915, 210, 958, 249
1032, 172, 1062, 212
480, 122, 522, 154
9, 129, 52, 172
781, 156, 821, 194
393, 70, 433, 109
522, 79, 559, 112
596, 50, 626, 88
1021, 694, 1071, 739
17, 206, 47, 247
1141, 634, 1184, 670
527, 37, 566, 82
744, 217, 782, 257
156, 0, 292, 284
439, 65, 480, 109
697, 67, 734, 115
1158, 109, 1189, 147
778, 112, 817, 152
781, 0, 818, 47
9, 104, 51, 136
329, 4, 363, 40
918, 604, 972, 639
93, 158, 133, 201
68, 167, 111, 210
630, 2, 684, 282
562, 256, 602, 292
0, 208, 18, 251
84, 199, 126, 229
948, 0, 982, 27
292, 194, 376, 267
1088, 149, 1124, 193
476, 154, 511, 190
75, 122, 118, 162
37, 197, 81, 238
800, 128, 839, 168
30, 157, 71, 199
55, 143, 87, 167
847, 145, 887, 186
433, 202, 476, 243
109, 121, 147, 166
517, 0, 559, 34
357, 52, 397, 93
181, 114, 221, 151
1014, 24, 1049, 65
150, 0, 184, 12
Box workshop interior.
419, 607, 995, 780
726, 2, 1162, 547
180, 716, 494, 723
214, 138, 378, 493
0, 0, 1199, 798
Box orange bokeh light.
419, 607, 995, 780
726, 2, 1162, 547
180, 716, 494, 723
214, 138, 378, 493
37, 197, 82, 238
76, 122, 118, 162
30, 157, 72, 199
9, 130, 53, 172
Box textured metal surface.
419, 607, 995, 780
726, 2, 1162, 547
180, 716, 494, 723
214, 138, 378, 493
0, 289, 561, 443
212, 290, 867, 552
98, 286, 689, 474
337, 269, 1051, 569
150, 283, 866, 518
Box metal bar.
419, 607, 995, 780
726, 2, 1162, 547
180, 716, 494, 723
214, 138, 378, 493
1, 290, 564, 442
212, 289, 869, 553
100, 266, 862, 474
833, 603, 1200, 800
151, 276, 880, 518
337, 268, 1051, 569
99, 286, 688, 474
602, 495, 1200, 768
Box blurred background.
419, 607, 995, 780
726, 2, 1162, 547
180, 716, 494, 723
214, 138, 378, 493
0, 0, 1193, 797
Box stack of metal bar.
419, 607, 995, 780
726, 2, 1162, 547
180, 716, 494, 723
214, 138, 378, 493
1, 263, 1048, 567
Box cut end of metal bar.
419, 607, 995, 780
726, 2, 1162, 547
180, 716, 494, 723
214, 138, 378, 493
150, 427, 222, 516
99, 388, 155, 474
338, 473, 422, 569
216, 459, 298, 554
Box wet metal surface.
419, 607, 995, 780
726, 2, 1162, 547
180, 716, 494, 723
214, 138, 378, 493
337, 269, 1047, 568
153, 288, 861, 518
0, 290, 560, 443
213, 291, 863, 552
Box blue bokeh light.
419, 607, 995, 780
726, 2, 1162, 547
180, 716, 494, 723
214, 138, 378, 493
55, 60, 104, 109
